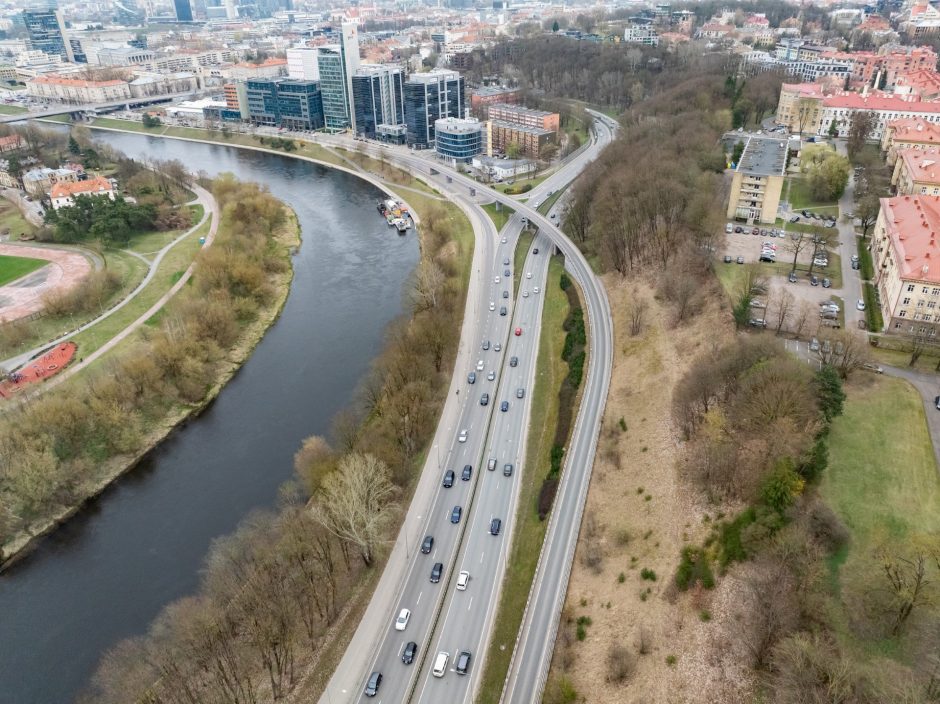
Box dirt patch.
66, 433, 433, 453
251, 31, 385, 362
551, 275, 758, 703
0, 244, 91, 323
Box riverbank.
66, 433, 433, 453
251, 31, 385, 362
0, 183, 300, 570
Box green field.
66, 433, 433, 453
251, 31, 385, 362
0, 253, 47, 286
785, 177, 840, 217
0, 104, 27, 115
482, 201, 514, 231
478, 255, 571, 702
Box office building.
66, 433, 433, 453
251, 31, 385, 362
352, 64, 405, 143
486, 103, 559, 132
223, 81, 250, 119
23, 8, 72, 62
173, 0, 193, 22
726, 136, 786, 224
287, 47, 319, 80
489, 120, 555, 159
403, 69, 465, 148
435, 117, 483, 163
316, 22, 360, 131
246, 77, 279, 125
245, 78, 323, 130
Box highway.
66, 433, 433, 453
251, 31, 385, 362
320, 111, 616, 704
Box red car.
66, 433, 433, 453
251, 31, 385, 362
514, 327, 522, 336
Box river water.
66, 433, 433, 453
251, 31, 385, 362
0, 133, 419, 704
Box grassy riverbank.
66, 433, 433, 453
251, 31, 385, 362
0, 180, 298, 569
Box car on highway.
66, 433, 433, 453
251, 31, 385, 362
516, 387, 525, 398
504, 268, 511, 277
451, 506, 462, 523
430, 562, 443, 583
443, 470, 455, 487
501, 236, 507, 244
402, 641, 418, 665
467, 372, 476, 384
421, 535, 434, 554
462, 464, 472, 481
456, 570, 470, 590
494, 342, 501, 352
487, 458, 497, 471
503, 463, 513, 477
515, 327, 522, 336
364, 671, 382, 697
500, 401, 509, 412
456, 651, 472, 675
500, 306, 507, 316
533, 286, 540, 294
487, 370, 496, 381
533, 248, 539, 254
395, 608, 411, 631
503, 290, 509, 299
503, 258, 510, 265
522, 290, 529, 297
526, 271, 532, 279
458, 429, 468, 443
482, 340, 490, 350
856, 299, 866, 311
490, 517, 502, 535
489, 301, 495, 311
494, 276, 500, 284
509, 356, 518, 367
476, 360, 485, 371
433, 651, 449, 678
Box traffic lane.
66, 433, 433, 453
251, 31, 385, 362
415, 242, 550, 703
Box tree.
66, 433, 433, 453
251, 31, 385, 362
310, 453, 398, 567
506, 141, 522, 159
856, 193, 881, 238
142, 113, 162, 128
68, 135, 81, 155
732, 140, 745, 164
814, 365, 845, 421
801, 145, 850, 201
782, 230, 811, 273
552, 19, 559, 32
732, 265, 767, 328
6, 154, 21, 180
847, 110, 876, 160
828, 118, 838, 138
874, 543, 939, 636
772, 289, 795, 334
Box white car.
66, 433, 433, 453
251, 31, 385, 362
487, 370, 496, 381
725, 223, 733, 233
856, 299, 866, 311
476, 359, 485, 371
494, 276, 500, 284
501, 237, 507, 244
458, 429, 468, 443
533, 286, 540, 294
526, 272, 532, 279
456, 570, 470, 591
522, 290, 529, 298
489, 301, 495, 311
395, 608, 411, 631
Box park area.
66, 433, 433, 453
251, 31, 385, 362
0, 253, 47, 287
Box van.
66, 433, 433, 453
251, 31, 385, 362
725, 223, 733, 233
433, 651, 449, 677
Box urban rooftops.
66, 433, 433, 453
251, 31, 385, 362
736, 136, 788, 177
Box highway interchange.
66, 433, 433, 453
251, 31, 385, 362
320, 111, 617, 704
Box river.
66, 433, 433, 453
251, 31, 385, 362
0, 132, 419, 704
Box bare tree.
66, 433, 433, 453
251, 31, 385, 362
311, 452, 398, 567
908, 329, 932, 367
773, 289, 795, 334
741, 560, 800, 668
628, 294, 647, 337
793, 301, 813, 339
875, 544, 938, 636
781, 231, 811, 274
411, 259, 446, 312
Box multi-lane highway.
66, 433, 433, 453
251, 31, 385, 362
321, 111, 616, 704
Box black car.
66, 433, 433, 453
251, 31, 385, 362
533, 248, 539, 254
467, 371, 476, 384
502, 290, 509, 298
364, 671, 382, 697
421, 535, 434, 554
443, 470, 455, 488
504, 268, 511, 277
402, 641, 418, 665
935, 396, 940, 410
456, 651, 471, 675
461, 464, 472, 481
500, 401, 509, 412
480, 392, 489, 406
499, 306, 507, 316
430, 562, 443, 584
509, 356, 518, 367
451, 506, 462, 523
503, 463, 513, 477
490, 518, 502, 535
852, 260, 860, 270
503, 257, 510, 265
482, 339, 490, 350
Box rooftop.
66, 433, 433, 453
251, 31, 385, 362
880, 194, 940, 284
735, 136, 787, 177
50, 176, 114, 200
471, 86, 519, 97
887, 117, 940, 144
490, 120, 555, 137
899, 149, 940, 184
488, 103, 556, 119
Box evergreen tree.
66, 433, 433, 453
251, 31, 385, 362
552, 19, 559, 32
68, 135, 81, 155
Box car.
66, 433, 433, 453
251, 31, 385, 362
467, 372, 476, 384
856, 299, 866, 311
494, 342, 502, 352
456, 570, 470, 590
725, 223, 733, 233
820, 302, 841, 312
402, 641, 418, 665
458, 429, 468, 443
851, 254, 859, 263
364, 671, 383, 697
748, 318, 767, 328
734, 226, 744, 233
550, 213, 557, 219
801, 210, 809, 217
395, 608, 411, 631
430, 562, 443, 583
751, 228, 759, 235
500, 306, 507, 316
482, 340, 490, 351
503, 463, 513, 477
489, 301, 495, 311
810, 338, 820, 352
533, 248, 539, 254
487, 458, 497, 471
503, 257, 510, 265
852, 260, 860, 270
515, 327, 522, 336
504, 268, 511, 277
788, 271, 798, 283
736, 256, 745, 264
500, 401, 509, 412
502, 290, 509, 299
822, 278, 831, 288
533, 286, 540, 294
723, 255, 732, 263
476, 360, 485, 371
433, 651, 450, 677
762, 242, 777, 250
501, 237, 507, 244
456, 651, 471, 675
443, 470, 455, 487
827, 221, 836, 228
490, 518, 502, 535
461, 464, 472, 481
487, 370, 496, 381
789, 215, 800, 223
522, 290, 529, 297
516, 387, 525, 398
526, 271, 532, 279
451, 506, 462, 523
421, 535, 434, 554
401, 640, 416, 665
813, 258, 829, 267
494, 276, 500, 284
862, 363, 884, 374
759, 252, 775, 262
509, 356, 518, 367
750, 300, 766, 309
810, 275, 819, 286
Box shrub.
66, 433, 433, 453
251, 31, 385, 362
665, 654, 677, 666
576, 615, 592, 641
798, 436, 829, 483
618, 572, 626, 583
761, 458, 806, 513
640, 568, 657, 581
700, 610, 712, 622
537, 478, 559, 520
606, 643, 635, 683
618, 416, 627, 432
676, 546, 715, 591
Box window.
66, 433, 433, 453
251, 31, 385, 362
895, 321, 903, 329
924, 287, 930, 294
904, 297, 912, 305
914, 312, 922, 320
933, 288, 940, 296
900, 310, 908, 317
930, 301, 937, 309
908, 284, 916, 292
926, 314, 933, 322
918, 300, 926, 307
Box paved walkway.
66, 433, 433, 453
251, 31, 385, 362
0, 243, 91, 324
1, 183, 218, 385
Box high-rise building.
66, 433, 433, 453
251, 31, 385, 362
435, 117, 483, 163
23, 7, 72, 62
315, 22, 360, 131
403, 69, 465, 148
352, 64, 405, 143
246, 78, 280, 125
173, 0, 193, 22
245, 78, 323, 130
287, 47, 319, 80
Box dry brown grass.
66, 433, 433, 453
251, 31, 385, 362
551, 274, 759, 703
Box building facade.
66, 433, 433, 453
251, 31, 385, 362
173, 0, 193, 21
489, 120, 555, 159
881, 117, 940, 164
435, 117, 483, 163
316, 22, 360, 131
352, 64, 405, 143
470, 86, 520, 113
726, 136, 786, 224
403, 69, 465, 148
26, 75, 132, 104
892, 149, 940, 195
23, 8, 71, 62
246, 77, 323, 130
486, 103, 560, 132
50, 176, 116, 210
287, 47, 319, 80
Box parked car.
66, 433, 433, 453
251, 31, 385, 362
789, 215, 800, 222
862, 363, 884, 374
811, 275, 819, 286
723, 255, 732, 263
822, 278, 831, 288
748, 318, 767, 328
856, 299, 866, 311
736, 256, 745, 264
788, 271, 798, 283
734, 226, 744, 233
809, 338, 820, 352
725, 223, 733, 233
759, 252, 775, 262
852, 260, 860, 270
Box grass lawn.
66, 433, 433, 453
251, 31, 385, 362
39, 114, 72, 124
0, 253, 47, 286
496, 172, 551, 196
513, 230, 535, 300
715, 255, 842, 298
776, 217, 835, 238
0, 104, 27, 115
785, 177, 840, 217
477, 254, 571, 703
822, 377, 940, 653
863, 282, 882, 331
0, 199, 36, 238
126, 205, 204, 256
538, 187, 566, 216
482, 201, 514, 231
91, 117, 164, 134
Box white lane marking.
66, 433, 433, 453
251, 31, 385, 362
480, 550, 485, 564
468, 597, 473, 611
398, 642, 405, 657
417, 591, 423, 606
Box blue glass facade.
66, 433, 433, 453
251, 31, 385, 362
246, 78, 323, 130
403, 71, 465, 148
352, 66, 405, 143
23, 9, 69, 60
435, 118, 483, 163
